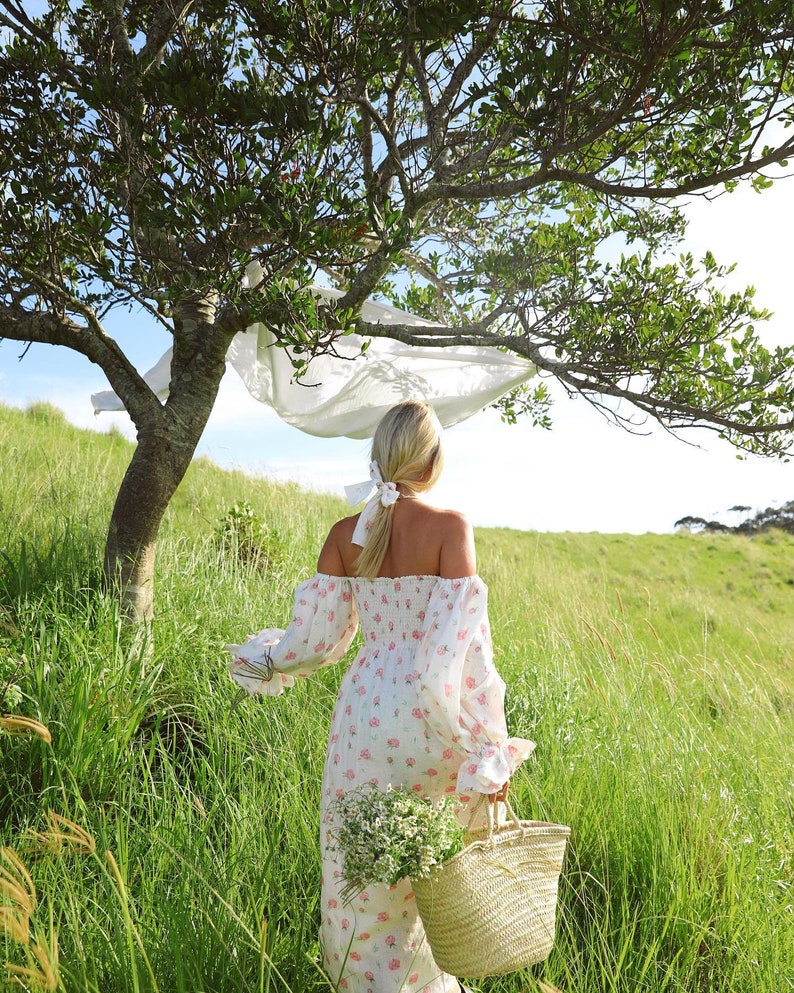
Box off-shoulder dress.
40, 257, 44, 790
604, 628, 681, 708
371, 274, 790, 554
228, 573, 534, 993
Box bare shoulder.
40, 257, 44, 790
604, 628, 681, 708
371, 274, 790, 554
433, 506, 472, 534
329, 515, 359, 543
420, 505, 468, 541
433, 507, 476, 578
317, 515, 359, 575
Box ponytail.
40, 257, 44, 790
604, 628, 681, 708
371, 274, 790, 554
353, 401, 443, 578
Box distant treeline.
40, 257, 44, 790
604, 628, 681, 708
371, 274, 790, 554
675, 500, 794, 535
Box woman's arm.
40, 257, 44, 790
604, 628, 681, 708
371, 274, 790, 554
227, 573, 358, 695
417, 577, 535, 794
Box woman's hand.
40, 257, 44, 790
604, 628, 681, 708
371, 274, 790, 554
488, 780, 509, 804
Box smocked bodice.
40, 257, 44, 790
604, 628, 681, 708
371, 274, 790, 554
350, 575, 437, 644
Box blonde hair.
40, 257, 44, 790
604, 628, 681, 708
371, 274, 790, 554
353, 400, 444, 578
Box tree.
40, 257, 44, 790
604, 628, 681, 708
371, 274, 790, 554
675, 500, 794, 534
2, 0, 794, 620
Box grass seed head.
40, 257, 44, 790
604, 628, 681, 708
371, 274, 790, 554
5, 932, 60, 991
24, 812, 97, 856
0, 715, 52, 745
0, 848, 36, 916
0, 905, 30, 945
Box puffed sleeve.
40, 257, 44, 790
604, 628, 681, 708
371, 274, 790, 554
227, 574, 358, 696
417, 576, 535, 793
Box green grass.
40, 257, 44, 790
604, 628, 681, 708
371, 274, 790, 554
1, 401, 792, 993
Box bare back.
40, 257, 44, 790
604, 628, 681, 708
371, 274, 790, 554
317, 497, 476, 579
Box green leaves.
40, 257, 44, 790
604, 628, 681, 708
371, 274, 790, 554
493, 382, 553, 430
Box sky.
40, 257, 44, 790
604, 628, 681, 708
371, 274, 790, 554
1, 180, 793, 535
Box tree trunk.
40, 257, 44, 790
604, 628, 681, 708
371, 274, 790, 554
103, 302, 229, 622
103, 423, 196, 622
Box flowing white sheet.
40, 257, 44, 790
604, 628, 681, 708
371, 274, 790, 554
91, 285, 536, 439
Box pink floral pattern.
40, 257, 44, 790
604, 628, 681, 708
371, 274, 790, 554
247, 573, 534, 993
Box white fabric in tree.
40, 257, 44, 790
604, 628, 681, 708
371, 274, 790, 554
91, 285, 536, 439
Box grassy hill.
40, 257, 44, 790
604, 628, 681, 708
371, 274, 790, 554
1, 401, 792, 993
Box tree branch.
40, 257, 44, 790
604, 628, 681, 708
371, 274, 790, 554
139, 0, 194, 70
417, 136, 794, 205
0, 0, 50, 42
358, 319, 794, 451
354, 92, 411, 203
0, 304, 163, 427
102, 0, 135, 62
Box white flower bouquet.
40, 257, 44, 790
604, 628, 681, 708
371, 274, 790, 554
330, 786, 465, 902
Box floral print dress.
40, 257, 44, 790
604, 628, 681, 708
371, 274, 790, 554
228, 574, 534, 993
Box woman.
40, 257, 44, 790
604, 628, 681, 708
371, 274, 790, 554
228, 400, 534, 993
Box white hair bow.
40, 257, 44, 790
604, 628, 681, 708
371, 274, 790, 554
345, 461, 401, 546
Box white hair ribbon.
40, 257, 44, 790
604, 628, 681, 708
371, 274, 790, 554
345, 461, 401, 546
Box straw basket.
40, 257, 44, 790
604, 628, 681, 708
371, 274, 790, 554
411, 798, 570, 978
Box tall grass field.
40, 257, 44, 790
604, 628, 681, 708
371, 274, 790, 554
1, 401, 792, 993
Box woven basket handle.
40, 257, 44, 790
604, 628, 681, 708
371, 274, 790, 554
466, 794, 523, 842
